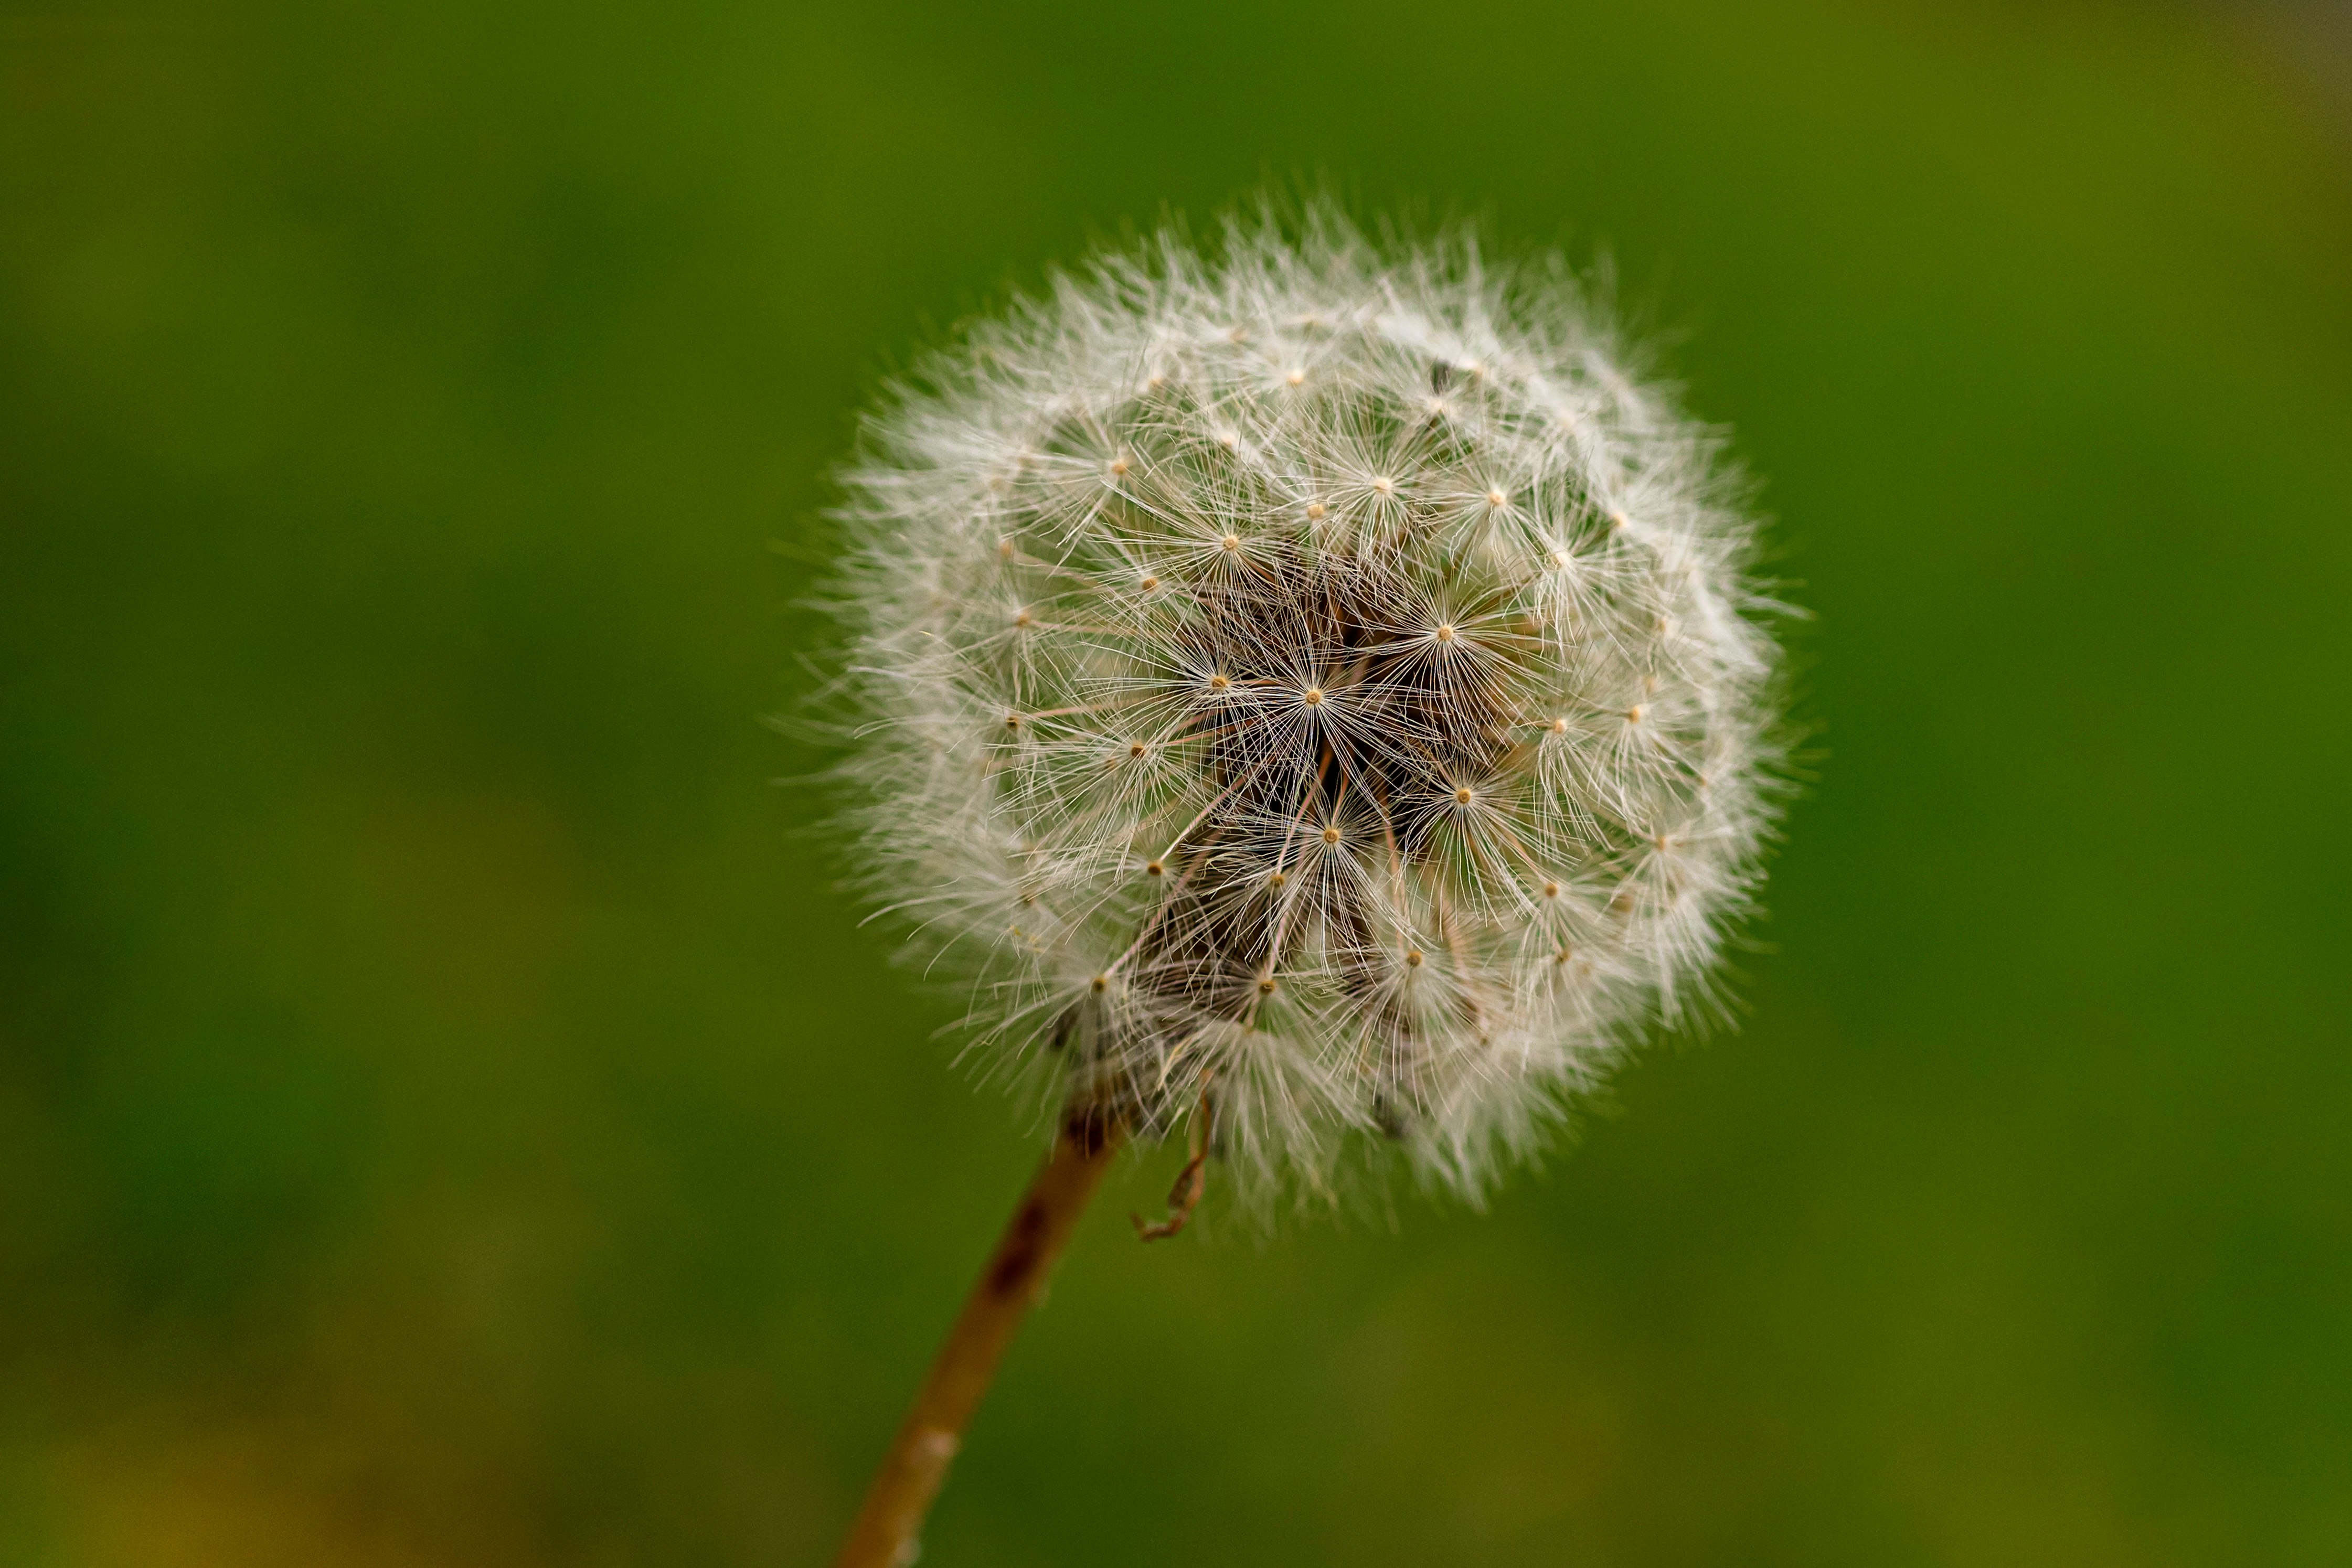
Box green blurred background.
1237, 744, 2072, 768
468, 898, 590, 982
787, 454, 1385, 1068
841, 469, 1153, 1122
4, 1, 2348, 1563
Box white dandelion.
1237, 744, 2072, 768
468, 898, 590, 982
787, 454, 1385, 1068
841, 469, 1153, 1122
823, 202, 1794, 1568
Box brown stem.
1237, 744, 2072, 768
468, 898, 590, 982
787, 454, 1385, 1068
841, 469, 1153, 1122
831, 1107, 1126, 1568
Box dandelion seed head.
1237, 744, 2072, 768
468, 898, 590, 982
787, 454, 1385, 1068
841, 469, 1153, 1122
829, 202, 1791, 1207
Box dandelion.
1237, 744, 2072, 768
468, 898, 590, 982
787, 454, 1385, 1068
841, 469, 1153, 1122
823, 201, 1792, 1566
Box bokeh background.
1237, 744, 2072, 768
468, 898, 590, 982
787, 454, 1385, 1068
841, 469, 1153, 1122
5, 1, 2349, 1563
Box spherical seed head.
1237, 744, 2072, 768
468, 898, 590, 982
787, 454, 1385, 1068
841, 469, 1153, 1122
831, 203, 1790, 1207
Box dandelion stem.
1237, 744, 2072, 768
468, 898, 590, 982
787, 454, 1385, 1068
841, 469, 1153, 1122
831, 1106, 1127, 1568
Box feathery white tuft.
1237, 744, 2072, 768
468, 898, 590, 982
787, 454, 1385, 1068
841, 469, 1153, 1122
828, 205, 1790, 1208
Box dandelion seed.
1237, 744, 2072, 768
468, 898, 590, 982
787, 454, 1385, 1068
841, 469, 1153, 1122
822, 201, 1794, 1567
834, 203, 1786, 1204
